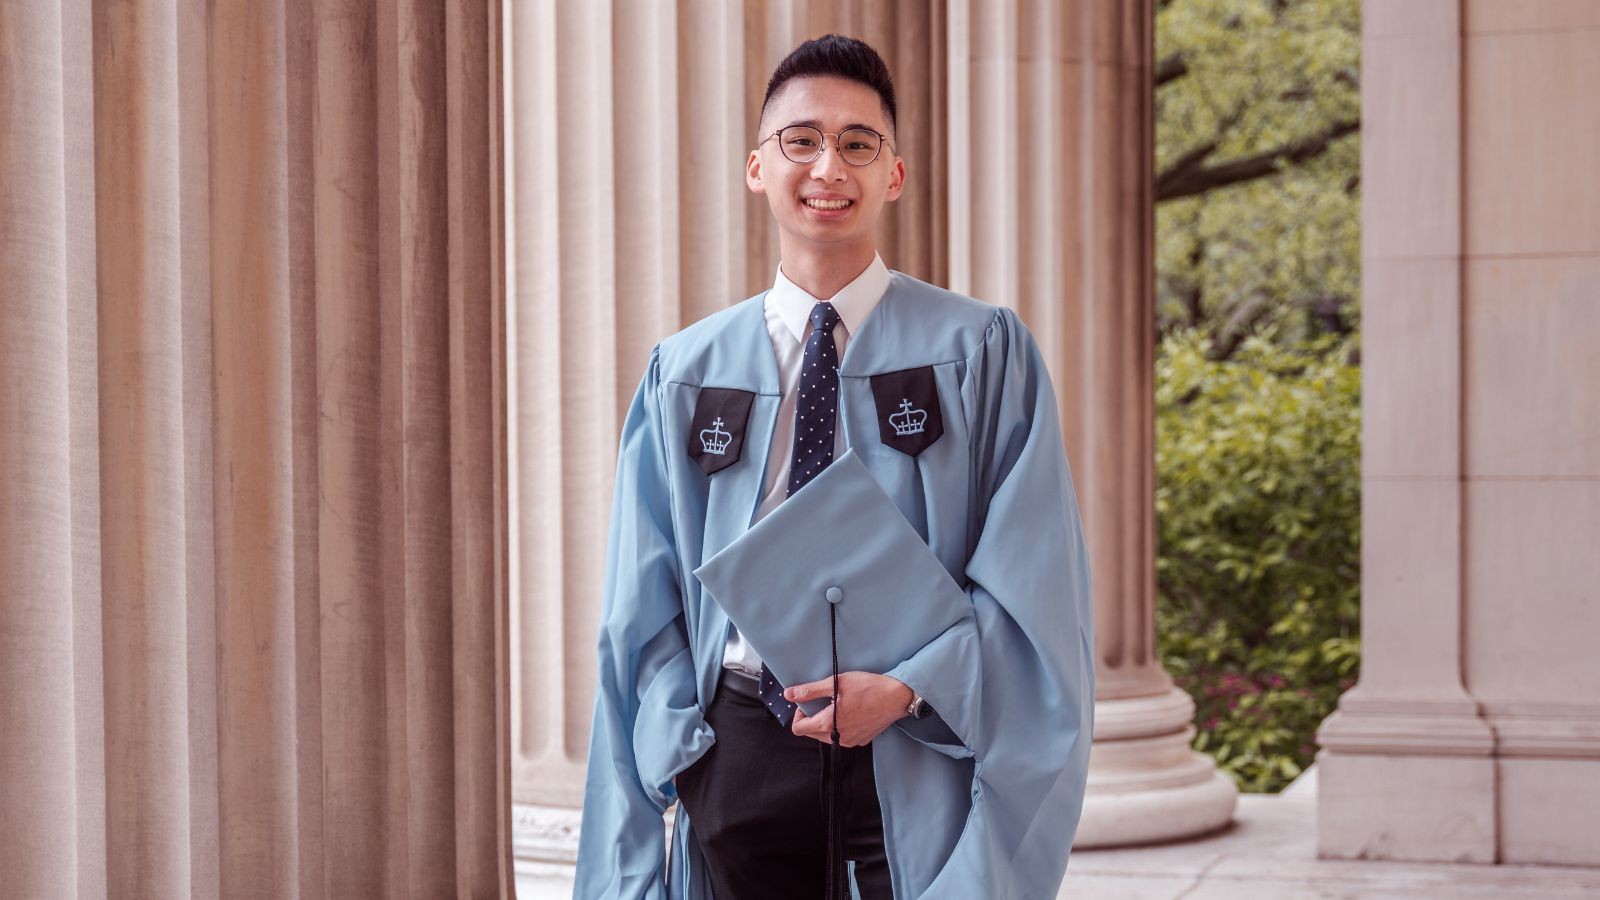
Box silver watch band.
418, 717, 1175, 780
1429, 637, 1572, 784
907, 690, 926, 718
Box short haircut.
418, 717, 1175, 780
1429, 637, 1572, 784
760, 34, 897, 139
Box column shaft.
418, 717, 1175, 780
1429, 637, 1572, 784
1318, 1, 1600, 867
0, 2, 83, 895
947, 0, 1235, 847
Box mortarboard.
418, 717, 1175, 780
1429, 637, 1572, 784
693, 446, 974, 899
692, 447, 971, 717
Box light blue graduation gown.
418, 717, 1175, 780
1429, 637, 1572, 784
573, 270, 1096, 899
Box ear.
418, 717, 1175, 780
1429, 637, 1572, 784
884, 154, 907, 202
746, 149, 766, 195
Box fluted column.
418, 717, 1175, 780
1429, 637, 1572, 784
209, 2, 303, 890
507, 3, 952, 871
91, 0, 219, 891
0, 1, 512, 895
511, 0, 691, 830
0, 3, 94, 895
946, 0, 1236, 847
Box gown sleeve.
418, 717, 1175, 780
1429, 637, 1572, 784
880, 306, 1098, 898
574, 344, 714, 900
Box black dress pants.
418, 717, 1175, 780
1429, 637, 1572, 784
674, 669, 893, 900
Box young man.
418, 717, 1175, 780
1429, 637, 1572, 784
575, 35, 1094, 900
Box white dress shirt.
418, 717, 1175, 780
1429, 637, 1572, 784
721, 252, 893, 677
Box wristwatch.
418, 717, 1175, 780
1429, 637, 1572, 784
906, 690, 933, 720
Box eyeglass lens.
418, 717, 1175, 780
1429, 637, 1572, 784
777, 126, 882, 166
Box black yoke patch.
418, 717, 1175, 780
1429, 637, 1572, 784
687, 387, 756, 475
870, 366, 944, 457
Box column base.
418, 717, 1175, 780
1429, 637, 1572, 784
512, 803, 582, 864
1315, 749, 1496, 864
1315, 693, 1600, 866
1314, 694, 1498, 863
1074, 688, 1239, 848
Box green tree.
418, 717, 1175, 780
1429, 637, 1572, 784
1155, 0, 1363, 793
1156, 0, 1360, 359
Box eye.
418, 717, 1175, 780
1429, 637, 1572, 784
786, 136, 818, 147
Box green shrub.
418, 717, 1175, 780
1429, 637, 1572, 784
1155, 328, 1361, 793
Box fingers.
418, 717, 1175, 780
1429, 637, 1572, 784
791, 705, 874, 747
788, 678, 910, 748
784, 675, 845, 704
791, 703, 834, 742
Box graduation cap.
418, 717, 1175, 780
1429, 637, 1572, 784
692, 446, 971, 898
692, 447, 970, 714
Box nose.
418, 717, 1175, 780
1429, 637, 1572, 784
809, 135, 848, 181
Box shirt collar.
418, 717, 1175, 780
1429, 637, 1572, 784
768, 252, 891, 345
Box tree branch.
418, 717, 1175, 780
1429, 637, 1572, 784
1209, 293, 1276, 361
1158, 117, 1360, 201
1292, 293, 1355, 336
1156, 53, 1189, 87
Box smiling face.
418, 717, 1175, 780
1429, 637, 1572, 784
746, 75, 906, 258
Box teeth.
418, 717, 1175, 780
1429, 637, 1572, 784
804, 198, 852, 210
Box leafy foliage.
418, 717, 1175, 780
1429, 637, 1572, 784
1153, 0, 1363, 794
1156, 0, 1361, 357
1155, 329, 1361, 792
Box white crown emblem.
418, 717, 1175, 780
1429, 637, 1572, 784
888, 399, 927, 436
699, 417, 732, 455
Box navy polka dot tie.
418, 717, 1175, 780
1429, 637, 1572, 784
759, 300, 842, 728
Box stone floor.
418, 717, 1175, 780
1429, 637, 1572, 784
1062, 768, 1600, 899
514, 768, 1600, 898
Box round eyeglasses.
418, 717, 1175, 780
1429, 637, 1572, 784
759, 125, 894, 167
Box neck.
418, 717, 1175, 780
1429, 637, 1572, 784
777, 239, 878, 300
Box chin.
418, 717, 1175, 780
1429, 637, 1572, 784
795, 214, 875, 237
797, 226, 861, 245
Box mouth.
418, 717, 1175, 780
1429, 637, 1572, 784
801, 196, 854, 217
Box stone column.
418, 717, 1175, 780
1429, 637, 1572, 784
506, 0, 751, 861
1316, 2, 1600, 867
945, 0, 1235, 846
0, 3, 94, 894
0, 1, 512, 893
507, 2, 947, 872
1312, 1, 1495, 865
512, 0, 707, 851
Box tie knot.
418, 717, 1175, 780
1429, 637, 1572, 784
809, 301, 841, 334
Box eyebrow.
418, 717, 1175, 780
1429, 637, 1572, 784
782, 118, 880, 133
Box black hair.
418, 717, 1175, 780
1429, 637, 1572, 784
760, 34, 897, 139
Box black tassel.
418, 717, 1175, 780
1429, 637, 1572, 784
826, 602, 845, 900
